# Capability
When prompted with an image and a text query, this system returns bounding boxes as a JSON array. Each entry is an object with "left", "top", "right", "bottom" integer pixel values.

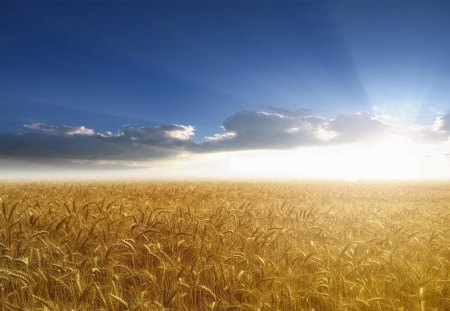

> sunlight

[
  {"left": 229, "top": 136, "right": 424, "bottom": 181},
  {"left": 336, "top": 143, "right": 422, "bottom": 181}
]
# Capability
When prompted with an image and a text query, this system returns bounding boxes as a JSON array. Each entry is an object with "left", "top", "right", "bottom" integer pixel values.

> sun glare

[
  {"left": 336, "top": 144, "right": 422, "bottom": 181},
  {"left": 229, "top": 137, "right": 424, "bottom": 181}
]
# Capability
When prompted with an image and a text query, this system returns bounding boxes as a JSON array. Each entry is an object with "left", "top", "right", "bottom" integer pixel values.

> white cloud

[
  {"left": 432, "top": 114, "right": 450, "bottom": 132},
  {"left": 24, "top": 123, "right": 95, "bottom": 136},
  {"left": 408, "top": 114, "right": 450, "bottom": 142},
  {"left": 205, "top": 131, "right": 237, "bottom": 142},
  {"left": 164, "top": 125, "right": 195, "bottom": 140},
  {"left": 118, "top": 125, "right": 195, "bottom": 143}
]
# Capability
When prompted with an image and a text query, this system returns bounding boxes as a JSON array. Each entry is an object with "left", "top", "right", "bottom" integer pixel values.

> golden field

[{"left": 0, "top": 182, "right": 449, "bottom": 311}]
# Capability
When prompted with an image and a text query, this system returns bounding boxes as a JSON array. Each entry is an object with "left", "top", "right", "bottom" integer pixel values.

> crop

[{"left": 0, "top": 182, "right": 449, "bottom": 310}]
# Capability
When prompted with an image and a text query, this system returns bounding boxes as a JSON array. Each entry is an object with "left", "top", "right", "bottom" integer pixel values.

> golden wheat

[{"left": 0, "top": 182, "right": 449, "bottom": 310}]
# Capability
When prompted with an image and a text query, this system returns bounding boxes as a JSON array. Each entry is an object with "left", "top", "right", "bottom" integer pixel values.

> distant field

[{"left": 0, "top": 182, "right": 449, "bottom": 310}]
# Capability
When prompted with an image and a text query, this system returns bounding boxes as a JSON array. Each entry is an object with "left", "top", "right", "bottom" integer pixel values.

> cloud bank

[
  {"left": 0, "top": 109, "right": 449, "bottom": 166},
  {"left": 0, "top": 124, "right": 195, "bottom": 161}
]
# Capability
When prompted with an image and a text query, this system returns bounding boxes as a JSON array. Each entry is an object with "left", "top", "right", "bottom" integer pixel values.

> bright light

[
  {"left": 5, "top": 136, "right": 447, "bottom": 181},
  {"left": 229, "top": 136, "right": 425, "bottom": 181},
  {"left": 335, "top": 143, "right": 422, "bottom": 181}
]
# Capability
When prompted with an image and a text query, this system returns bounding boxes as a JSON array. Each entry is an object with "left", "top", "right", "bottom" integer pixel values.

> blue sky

[{"left": 1, "top": 1, "right": 450, "bottom": 179}]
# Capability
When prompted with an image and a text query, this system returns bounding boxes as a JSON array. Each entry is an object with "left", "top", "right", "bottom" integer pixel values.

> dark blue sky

[{"left": 1, "top": 1, "right": 450, "bottom": 139}]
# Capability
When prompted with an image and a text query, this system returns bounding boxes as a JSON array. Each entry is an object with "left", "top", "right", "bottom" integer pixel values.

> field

[{"left": 0, "top": 182, "right": 449, "bottom": 311}]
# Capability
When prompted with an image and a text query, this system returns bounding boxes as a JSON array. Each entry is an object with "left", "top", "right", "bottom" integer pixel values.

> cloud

[
  {"left": 327, "top": 112, "right": 392, "bottom": 143},
  {"left": 0, "top": 110, "right": 448, "bottom": 167},
  {"left": 198, "top": 111, "right": 332, "bottom": 152},
  {"left": 117, "top": 124, "right": 195, "bottom": 144},
  {"left": 432, "top": 114, "right": 450, "bottom": 132},
  {"left": 205, "top": 131, "right": 237, "bottom": 142},
  {"left": 409, "top": 114, "right": 450, "bottom": 142},
  {"left": 268, "top": 106, "right": 315, "bottom": 118},
  {"left": 200, "top": 110, "right": 403, "bottom": 152},
  {"left": 24, "top": 123, "right": 95, "bottom": 136},
  {"left": 0, "top": 123, "right": 195, "bottom": 161}
]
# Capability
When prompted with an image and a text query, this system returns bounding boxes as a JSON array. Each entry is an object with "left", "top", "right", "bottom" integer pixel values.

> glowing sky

[{"left": 0, "top": 1, "right": 449, "bottom": 180}]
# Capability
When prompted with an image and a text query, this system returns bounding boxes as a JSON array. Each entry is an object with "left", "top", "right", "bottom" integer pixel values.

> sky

[{"left": 0, "top": 1, "right": 450, "bottom": 180}]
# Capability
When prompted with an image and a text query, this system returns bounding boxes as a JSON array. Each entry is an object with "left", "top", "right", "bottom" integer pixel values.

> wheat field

[{"left": 0, "top": 182, "right": 449, "bottom": 310}]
